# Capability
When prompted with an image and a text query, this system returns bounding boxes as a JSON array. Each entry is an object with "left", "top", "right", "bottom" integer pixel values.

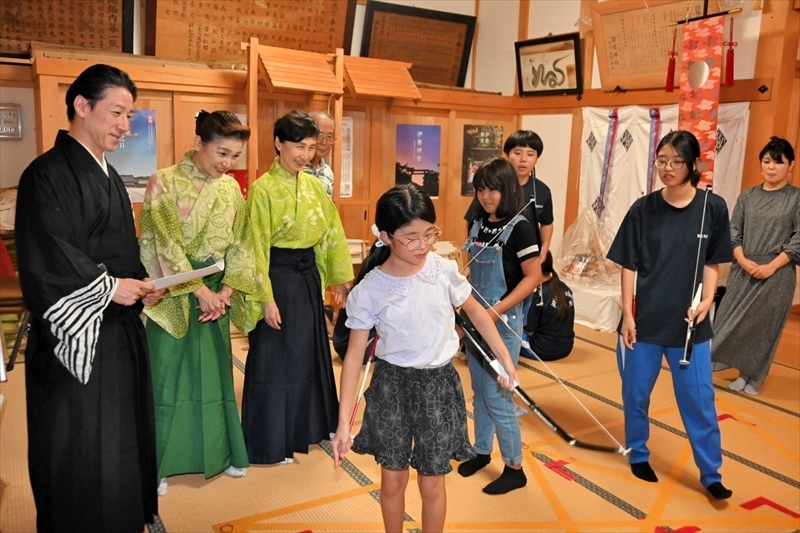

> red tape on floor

[{"left": 740, "top": 496, "right": 800, "bottom": 518}]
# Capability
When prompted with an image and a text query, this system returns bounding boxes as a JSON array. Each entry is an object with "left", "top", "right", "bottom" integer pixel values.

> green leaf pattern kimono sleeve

[
  {"left": 140, "top": 152, "right": 256, "bottom": 338},
  {"left": 243, "top": 158, "right": 353, "bottom": 330}
]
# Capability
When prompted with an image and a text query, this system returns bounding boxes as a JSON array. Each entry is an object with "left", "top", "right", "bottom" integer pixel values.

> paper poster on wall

[
  {"left": 461, "top": 125, "right": 504, "bottom": 196},
  {"left": 107, "top": 109, "right": 157, "bottom": 180},
  {"left": 339, "top": 116, "right": 353, "bottom": 198},
  {"left": 107, "top": 109, "right": 157, "bottom": 203},
  {"left": 395, "top": 124, "right": 441, "bottom": 198}
]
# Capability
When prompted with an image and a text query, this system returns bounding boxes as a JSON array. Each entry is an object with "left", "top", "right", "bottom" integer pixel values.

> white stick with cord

[
  {"left": 0, "top": 323, "right": 7, "bottom": 412},
  {"left": 679, "top": 185, "right": 711, "bottom": 366},
  {"left": 529, "top": 170, "right": 545, "bottom": 308},
  {"left": 457, "top": 311, "right": 629, "bottom": 455}
]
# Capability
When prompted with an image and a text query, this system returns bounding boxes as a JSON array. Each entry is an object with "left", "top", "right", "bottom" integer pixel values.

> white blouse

[{"left": 346, "top": 253, "right": 472, "bottom": 369}]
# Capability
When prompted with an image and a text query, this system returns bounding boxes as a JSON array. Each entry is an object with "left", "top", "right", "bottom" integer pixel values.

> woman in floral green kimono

[
  {"left": 242, "top": 110, "right": 353, "bottom": 465},
  {"left": 139, "top": 110, "right": 255, "bottom": 495}
]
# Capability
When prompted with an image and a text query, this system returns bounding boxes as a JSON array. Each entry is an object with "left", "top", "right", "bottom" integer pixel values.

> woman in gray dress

[{"left": 712, "top": 137, "right": 799, "bottom": 395}]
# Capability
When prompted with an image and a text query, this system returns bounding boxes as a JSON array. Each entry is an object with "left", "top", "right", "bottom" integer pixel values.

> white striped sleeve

[
  {"left": 517, "top": 244, "right": 540, "bottom": 258},
  {"left": 42, "top": 272, "right": 118, "bottom": 384}
]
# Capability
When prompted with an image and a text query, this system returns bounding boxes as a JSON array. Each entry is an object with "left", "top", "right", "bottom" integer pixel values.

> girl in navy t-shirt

[{"left": 607, "top": 130, "right": 733, "bottom": 500}]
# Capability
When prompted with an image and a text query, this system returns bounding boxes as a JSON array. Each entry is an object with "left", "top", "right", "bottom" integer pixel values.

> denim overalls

[{"left": 462, "top": 215, "right": 526, "bottom": 465}]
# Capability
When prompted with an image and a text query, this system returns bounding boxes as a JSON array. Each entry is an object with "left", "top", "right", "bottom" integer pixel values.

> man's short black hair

[{"left": 65, "top": 64, "right": 137, "bottom": 121}]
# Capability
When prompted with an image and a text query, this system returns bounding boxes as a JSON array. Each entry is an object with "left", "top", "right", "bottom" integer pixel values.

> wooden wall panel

[
  {"left": 339, "top": 203, "right": 370, "bottom": 242},
  {"left": 172, "top": 95, "right": 246, "bottom": 162},
  {"left": 256, "top": 99, "right": 277, "bottom": 176},
  {"left": 342, "top": 108, "right": 368, "bottom": 200},
  {"left": 740, "top": 0, "right": 800, "bottom": 190}
]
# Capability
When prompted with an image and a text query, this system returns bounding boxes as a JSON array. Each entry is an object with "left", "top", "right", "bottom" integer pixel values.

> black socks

[
  {"left": 706, "top": 481, "right": 733, "bottom": 500},
  {"left": 483, "top": 465, "right": 527, "bottom": 495},
  {"left": 630, "top": 462, "right": 731, "bottom": 499},
  {"left": 459, "top": 457, "right": 527, "bottom": 495},
  {"left": 457, "top": 454, "right": 491, "bottom": 477},
  {"left": 631, "top": 461, "right": 659, "bottom": 482}
]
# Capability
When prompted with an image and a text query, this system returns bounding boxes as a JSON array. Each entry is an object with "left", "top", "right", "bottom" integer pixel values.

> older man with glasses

[{"left": 305, "top": 111, "right": 336, "bottom": 198}]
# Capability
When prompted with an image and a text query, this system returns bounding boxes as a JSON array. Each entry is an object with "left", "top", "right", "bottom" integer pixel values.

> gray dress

[{"left": 711, "top": 184, "right": 800, "bottom": 383}]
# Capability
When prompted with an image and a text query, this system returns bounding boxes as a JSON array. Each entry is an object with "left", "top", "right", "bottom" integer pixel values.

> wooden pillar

[
  {"left": 470, "top": 0, "right": 480, "bottom": 90},
  {"left": 33, "top": 73, "right": 60, "bottom": 154},
  {"left": 246, "top": 37, "right": 259, "bottom": 185},
  {"left": 332, "top": 48, "right": 344, "bottom": 206},
  {"left": 513, "top": 0, "right": 531, "bottom": 98},
  {"left": 741, "top": 0, "right": 800, "bottom": 190}
]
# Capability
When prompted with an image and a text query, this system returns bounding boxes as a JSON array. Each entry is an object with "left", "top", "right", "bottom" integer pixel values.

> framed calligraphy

[
  {"left": 361, "top": 1, "right": 475, "bottom": 87},
  {"left": 515, "top": 32, "right": 582, "bottom": 97},
  {"left": 590, "top": 0, "right": 719, "bottom": 91}
]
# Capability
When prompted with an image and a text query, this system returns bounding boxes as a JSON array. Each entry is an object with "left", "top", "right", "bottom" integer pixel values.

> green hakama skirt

[{"left": 147, "top": 270, "right": 248, "bottom": 479}]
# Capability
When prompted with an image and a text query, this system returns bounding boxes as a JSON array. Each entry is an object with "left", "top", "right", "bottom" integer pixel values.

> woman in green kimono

[
  {"left": 139, "top": 110, "right": 255, "bottom": 495},
  {"left": 242, "top": 110, "right": 353, "bottom": 465}
]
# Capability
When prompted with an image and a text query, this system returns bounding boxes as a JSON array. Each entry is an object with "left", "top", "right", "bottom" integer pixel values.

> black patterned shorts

[{"left": 352, "top": 358, "right": 476, "bottom": 475}]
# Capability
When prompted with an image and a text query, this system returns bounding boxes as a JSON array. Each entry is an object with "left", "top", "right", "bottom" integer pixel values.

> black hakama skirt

[
  {"left": 242, "top": 247, "right": 339, "bottom": 464},
  {"left": 26, "top": 304, "right": 158, "bottom": 533}
]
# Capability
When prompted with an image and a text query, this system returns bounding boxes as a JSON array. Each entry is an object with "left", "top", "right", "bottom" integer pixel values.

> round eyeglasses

[
  {"left": 654, "top": 159, "right": 686, "bottom": 170},
  {"left": 388, "top": 227, "right": 441, "bottom": 251}
]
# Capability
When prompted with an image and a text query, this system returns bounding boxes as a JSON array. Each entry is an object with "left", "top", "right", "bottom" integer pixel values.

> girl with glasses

[
  {"left": 711, "top": 137, "right": 799, "bottom": 395},
  {"left": 607, "top": 130, "right": 734, "bottom": 500},
  {"left": 458, "top": 157, "right": 543, "bottom": 494},
  {"left": 332, "top": 183, "right": 517, "bottom": 533}
]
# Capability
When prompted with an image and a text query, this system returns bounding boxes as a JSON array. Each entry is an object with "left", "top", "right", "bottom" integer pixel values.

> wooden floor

[{"left": 0, "top": 315, "right": 798, "bottom": 533}]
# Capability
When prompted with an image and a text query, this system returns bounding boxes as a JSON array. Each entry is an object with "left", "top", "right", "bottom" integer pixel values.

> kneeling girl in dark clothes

[{"left": 522, "top": 251, "right": 575, "bottom": 361}]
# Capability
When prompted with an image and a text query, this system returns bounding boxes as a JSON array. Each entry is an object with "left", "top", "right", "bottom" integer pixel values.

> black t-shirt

[
  {"left": 525, "top": 278, "right": 575, "bottom": 359},
  {"left": 520, "top": 176, "right": 554, "bottom": 228},
  {"left": 465, "top": 177, "right": 554, "bottom": 235},
  {"left": 607, "top": 189, "right": 732, "bottom": 346},
  {"left": 471, "top": 216, "right": 539, "bottom": 298}
]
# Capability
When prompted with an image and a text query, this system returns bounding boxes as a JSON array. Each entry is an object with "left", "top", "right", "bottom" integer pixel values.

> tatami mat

[{"left": 1, "top": 317, "right": 798, "bottom": 532}]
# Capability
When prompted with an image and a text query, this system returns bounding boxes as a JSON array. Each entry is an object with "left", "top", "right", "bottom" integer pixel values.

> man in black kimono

[{"left": 16, "top": 64, "right": 162, "bottom": 532}]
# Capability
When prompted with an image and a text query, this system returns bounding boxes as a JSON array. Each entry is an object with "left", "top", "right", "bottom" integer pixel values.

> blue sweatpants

[{"left": 616, "top": 339, "right": 723, "bottom": 487}]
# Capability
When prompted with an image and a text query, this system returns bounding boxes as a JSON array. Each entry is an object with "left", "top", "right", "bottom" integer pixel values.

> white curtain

[{"left": 579, "top": 102, "right": 750, "bottom": 233}]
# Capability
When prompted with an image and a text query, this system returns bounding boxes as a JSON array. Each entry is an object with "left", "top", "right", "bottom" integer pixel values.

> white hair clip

[{"left": 371, "top": 223, "right": 385, "bottom": 247}]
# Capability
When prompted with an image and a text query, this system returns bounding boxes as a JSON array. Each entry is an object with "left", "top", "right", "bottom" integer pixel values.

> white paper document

[{"left": 151, "top": 260, "right": 225, "bottom": 290}]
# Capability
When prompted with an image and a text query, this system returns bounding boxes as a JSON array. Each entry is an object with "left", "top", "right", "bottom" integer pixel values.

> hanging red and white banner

[{"left": 678, "top": 16, "right": 724, "bottom": 189}]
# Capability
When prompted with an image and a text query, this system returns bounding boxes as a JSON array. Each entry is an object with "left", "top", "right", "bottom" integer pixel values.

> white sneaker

[
  {"left": 728, "top": 376, "right": 747, "bottom": 392},
  {"left": 224, "top": 466, "right": 247, "bottom": 478},
  {"left": 744, "top": 379, "right": 761, "bottom": 396},
  {"left": 279, "top": 457, "right": 294, "bottom": 464},
  {"left": 157, "top": 478, "right": 168, "bottom": 497}
]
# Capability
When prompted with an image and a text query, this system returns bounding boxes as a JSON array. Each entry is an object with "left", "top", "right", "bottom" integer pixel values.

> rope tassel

[
  {"left": 666, "top": 28, "right": 678, "bottom": 92},
  {"left": 724, "top": 18, "right": 737, "bottom": 86}
]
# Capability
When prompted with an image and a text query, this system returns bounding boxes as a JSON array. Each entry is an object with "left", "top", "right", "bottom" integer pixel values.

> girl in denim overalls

[{"left": 458, "top": 158, "right": 543, "bottom": 494}]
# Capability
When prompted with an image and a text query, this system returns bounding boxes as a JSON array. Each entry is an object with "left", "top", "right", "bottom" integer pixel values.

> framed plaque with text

[{"left": 360, "top": 0, "right": 475, "bottom": 87}]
